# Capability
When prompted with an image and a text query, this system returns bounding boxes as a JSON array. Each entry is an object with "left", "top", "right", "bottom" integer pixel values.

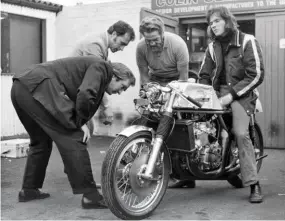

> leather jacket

[{"left": 199, "top": 30, "right": 264, "bottom": 114}]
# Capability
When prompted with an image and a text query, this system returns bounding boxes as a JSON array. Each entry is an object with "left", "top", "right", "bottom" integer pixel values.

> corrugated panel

[
  {"left": 256, "top": 12, "right": 285, "bottom": 149},
  {"left": 1, "top": 76, "right": 27, "bottom": 137}
]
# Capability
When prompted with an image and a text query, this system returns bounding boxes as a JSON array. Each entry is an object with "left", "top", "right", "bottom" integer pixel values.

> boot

[
  {"left": 18, "top": 188, "right": 50, "bottom": 202},
  {"left": 168, "top": 178, "right": 196, "bottom": 188},
  {"left": 249, "top": 182, "right": 263, "bottom": 203},
  {"left": 81, "top": 191, "right": 108, "bottom": 209}
]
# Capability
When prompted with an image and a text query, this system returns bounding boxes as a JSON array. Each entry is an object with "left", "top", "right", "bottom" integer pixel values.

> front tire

[
  {"left": 227, "top": 123, "right": 264, "bottom": 188},
  {"left": 101, "top": 131, "right": 170, "bottom": 220}
]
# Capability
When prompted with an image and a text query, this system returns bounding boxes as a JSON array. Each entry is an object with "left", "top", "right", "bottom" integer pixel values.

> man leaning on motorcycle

[
  {"left": 136, "top": 15, "right": 196, "bottom": 188},
  {"left": 198, "top": 6, "right": 264, "bottom": 203}
]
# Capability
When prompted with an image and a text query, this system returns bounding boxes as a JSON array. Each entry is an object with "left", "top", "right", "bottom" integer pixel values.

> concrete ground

[{"left": 1, "top": 136, "right": 285, "bottom": 220}]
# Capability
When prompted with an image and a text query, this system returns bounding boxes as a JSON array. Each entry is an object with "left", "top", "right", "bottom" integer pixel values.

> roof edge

[{"left": 1, "top": 0, "right": 63, "bottom": 14}]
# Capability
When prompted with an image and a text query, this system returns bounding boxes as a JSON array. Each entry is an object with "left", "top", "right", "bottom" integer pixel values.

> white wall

[
  {"left": 55, "top": 0, "right": 151, "bottom": 136},
  {"left": 1, "top": 76, "right": 27, "bottom": 137},
  {"left": 1, "top": 3, "right": 57, "bottom": 137}
]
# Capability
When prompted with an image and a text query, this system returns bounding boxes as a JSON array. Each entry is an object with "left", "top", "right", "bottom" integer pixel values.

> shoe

[
  {"left": 249, "top": 182, "right": 263, "bottom": 203},
  {"left": 168, "top": 178, "right": 196, "bottom": 188},
  {"left": 18, "top": 189, "right": 50, "bottom": 202},
  {"left": 81, "top": 193, "right": 108, "bottom": 209}
]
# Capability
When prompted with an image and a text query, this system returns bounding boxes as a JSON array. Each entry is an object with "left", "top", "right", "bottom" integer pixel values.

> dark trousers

[{"left": 11, "top": 80, "right": 98, "bottom": 194}]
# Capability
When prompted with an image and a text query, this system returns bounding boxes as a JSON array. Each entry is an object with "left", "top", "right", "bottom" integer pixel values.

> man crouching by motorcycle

[
  {"left": 198, "top": 6, "right": 265, "bottom": 203},
  {"left": 136, "top": 16, "right": 196, "bottom": 188}
]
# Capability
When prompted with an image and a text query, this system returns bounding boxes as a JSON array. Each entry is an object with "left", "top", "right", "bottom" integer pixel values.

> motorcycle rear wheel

[
  {"left": 101, "top": 131, "right": 170, "bottom": 220},
  {"left": 227, "top": 123, "right": 264, "bottom": 188}
]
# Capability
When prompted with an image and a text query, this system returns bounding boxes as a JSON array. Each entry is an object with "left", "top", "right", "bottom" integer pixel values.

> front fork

[{"left": 141, "top": 92, "right": 176, "bottom": 179}]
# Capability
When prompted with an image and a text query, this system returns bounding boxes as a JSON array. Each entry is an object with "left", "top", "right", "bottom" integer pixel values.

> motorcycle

[{"left": 101, "top": 81, "right": 266, "bottom": 220}]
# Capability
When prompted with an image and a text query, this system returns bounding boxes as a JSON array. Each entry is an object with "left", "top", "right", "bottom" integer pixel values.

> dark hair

[
  {"left": 111, "top": 62, "right": 136, "bottom": 86},
  {"left": 206, "top": 6, "right": 238, "bottom": 39},
  {"left": 107, "top": 20, "right": 135, "bottom": 41},
  {"left": 139, "top": 16, "right": 165, "bottom": 35}
]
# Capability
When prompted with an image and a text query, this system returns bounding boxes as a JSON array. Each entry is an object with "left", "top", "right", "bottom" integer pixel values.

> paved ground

[{"left": 1, "top": 136, "right": 285, "bottom": 220}]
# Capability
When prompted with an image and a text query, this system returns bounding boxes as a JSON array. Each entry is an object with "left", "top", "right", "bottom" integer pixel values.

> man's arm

[
  {"left": 230, "top": 37, "right": 264, "bottom": 99},
  {"left": 136, "top": 42, "right": 149, "bottom": 87},
  {"left": 75, "top": 63, "right": 107, "bottom": 127},
  {"left": 176, "top": 39, "right": 189, "bottom": 81},
  {"left": 198, "top": 46, "right": 215, "bottom": 85},
  {"left": 177, "top": 63, "right": 188, "bottom": 81},
  {"left": 138, "top": 66, "right": 150, "bottom": 86}
]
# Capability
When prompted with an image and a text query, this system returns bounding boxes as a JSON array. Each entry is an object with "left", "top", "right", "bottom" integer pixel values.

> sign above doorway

[{"left": 151, "top": 0, "right": 285, "bottom": 17}]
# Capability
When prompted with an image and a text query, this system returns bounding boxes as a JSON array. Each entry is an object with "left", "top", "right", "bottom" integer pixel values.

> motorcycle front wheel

[
  {"left": 227, "top": 123, "right": 264, "bottom": 188},
  {"left": 101, "top": 131, "right": 170, "bottom": 220}
]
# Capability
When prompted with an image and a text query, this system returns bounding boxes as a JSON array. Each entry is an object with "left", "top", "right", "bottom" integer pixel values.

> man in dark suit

[{"left": 11, "top": 56, "right": 135, "bottom": 209}]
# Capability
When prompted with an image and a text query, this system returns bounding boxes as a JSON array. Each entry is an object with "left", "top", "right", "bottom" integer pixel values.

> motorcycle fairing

[{"left": 169, "top": 82, "right": 223, "bottom": 110}]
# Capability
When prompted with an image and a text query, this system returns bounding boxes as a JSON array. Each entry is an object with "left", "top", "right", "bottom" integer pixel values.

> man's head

[
  {"left": 206, "top": 6, "right": 238, "bottom": 39},
  {"left": 139, "top": 16, "right": 165, "bottom": 53},
  {"left": 107, "top": 20, "right": 135, "bottom": 53},
  {"left": 106, "top": 62, "right": 136, "bottom": 95}
]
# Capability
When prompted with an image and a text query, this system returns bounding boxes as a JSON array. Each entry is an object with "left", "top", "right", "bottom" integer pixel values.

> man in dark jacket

[
  {"left": 11, "top": 56, "right": 135, "bottom": 209},
  {"left": 199, "top": 7, "right": 264, "bottom": 203}
]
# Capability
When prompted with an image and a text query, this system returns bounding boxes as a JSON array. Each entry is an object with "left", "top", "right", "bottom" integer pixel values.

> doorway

[{"left": 182, "top": 19, "right": 256, "bottom": 73}]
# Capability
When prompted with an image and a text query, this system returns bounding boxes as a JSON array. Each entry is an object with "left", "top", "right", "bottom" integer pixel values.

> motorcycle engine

[{"left": 193, "top": 121, "right": 222, "bottom": 172}]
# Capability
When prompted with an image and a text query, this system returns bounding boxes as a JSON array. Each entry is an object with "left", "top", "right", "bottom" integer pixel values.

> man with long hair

[{"left": 199, "top": 6, "right": 264, "bottom": 203}]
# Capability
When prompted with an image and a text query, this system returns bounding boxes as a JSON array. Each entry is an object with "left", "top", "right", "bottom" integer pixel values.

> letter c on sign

[
  {"left": 156, "top": 0, "right": 165, "bottom": 7},
  {"left": 166, "top": 0, "right": 175, "bottom": 6}
]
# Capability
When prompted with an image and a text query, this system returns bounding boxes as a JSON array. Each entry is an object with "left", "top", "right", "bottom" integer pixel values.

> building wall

[
  {"left": 1, "top": 2, "right": 57, "bottom": 138},
  {"left": 255, "top": 12, "right": 285, "bottom": 149},
  {"left": 1, "top": 75, "right": 27, "bottom": 137},
  {"left": 55, "top": 0, "right": 151, "bottom": 136}
]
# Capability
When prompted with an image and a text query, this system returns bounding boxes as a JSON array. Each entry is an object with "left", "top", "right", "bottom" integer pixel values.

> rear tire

[
  {"left": 227, "top": 123, "right": 264, "bottom": 188},
  {"left": 101, "top": 131, "right": 170, "bottom": 220}
]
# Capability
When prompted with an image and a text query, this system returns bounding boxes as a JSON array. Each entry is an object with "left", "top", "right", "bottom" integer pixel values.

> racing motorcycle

[{"left": 101, "top": 81, "right": 266, "bottom": 220}]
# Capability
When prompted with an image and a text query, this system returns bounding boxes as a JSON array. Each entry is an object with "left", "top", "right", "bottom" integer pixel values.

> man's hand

[
  {"left": 219, "top": 93, "right": 233, "bottom": 108},
  {"left": 139, "top": 88, "right": 147, "bottom": 98},
  {"left": 81, "top": 124, "right": 91, "bottom": 143},
  {"left": 102, "top": 107, "right": 113, "bottom": 125}
]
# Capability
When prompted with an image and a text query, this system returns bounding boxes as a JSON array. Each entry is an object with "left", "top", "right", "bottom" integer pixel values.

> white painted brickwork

[{"left": 1, "top": 76, "right": 27, "bottom": 137}]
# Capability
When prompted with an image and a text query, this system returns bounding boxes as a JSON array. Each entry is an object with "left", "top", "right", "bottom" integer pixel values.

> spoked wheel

[
  {"left": 227, "top": 123, "right": 264, "bottom": 188},
  {"left": 101, "top": 131, "right": 170, "bottom": 220}
]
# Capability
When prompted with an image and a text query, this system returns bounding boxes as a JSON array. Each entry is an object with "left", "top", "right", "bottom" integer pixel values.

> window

[{"left": 183, "top": 23, "right": 208, "bottom": 72}]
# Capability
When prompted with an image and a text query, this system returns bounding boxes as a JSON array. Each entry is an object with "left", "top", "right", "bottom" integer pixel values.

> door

[
  {"left": 255, "top": 12, "right": 285, "bottom": 149},
  {"left": 140, "top": 7, "right": 179, "bottom": 34},
  {"left": 9, "top": 14, "right": 42, "bottom": 74}
]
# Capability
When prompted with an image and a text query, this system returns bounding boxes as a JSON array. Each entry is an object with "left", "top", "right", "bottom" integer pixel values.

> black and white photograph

[{"left": 1, "top": 0, "right": 285, "bottom": 220}]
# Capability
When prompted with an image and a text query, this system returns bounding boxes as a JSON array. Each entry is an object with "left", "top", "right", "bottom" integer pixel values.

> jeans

[{"left": 220, "top": 85, "right": 258, "bottom": 186}]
